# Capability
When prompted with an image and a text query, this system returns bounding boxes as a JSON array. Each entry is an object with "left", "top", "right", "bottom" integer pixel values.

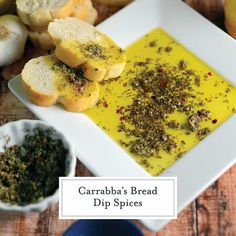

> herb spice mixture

[
  {"left": 83, "top": 43, "right": 106, "bottom": 59},
  {"left": 52, "top": 61, "right": 88, "bottom": 93},
  {"left": 85, "top": 28, "right": 236, "bottom": 175},
  {"left": 0, "top": 128, "right": 67, "bottom": 205},
  {"left": 117, "top": 62, "right": 213, "bottom": 157}
]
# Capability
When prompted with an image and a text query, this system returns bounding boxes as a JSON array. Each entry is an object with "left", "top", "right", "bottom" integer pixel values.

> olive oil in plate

[{"left": 85, "top": 28, "right": 236, "bottom": 176}]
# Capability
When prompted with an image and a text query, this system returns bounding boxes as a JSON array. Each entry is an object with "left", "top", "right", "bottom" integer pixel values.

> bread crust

[
  {"left": 22, "top": 80, "right": 58, "bottom": 107},
  {"left": 87, "top": 7, "right": 98, "bottom": 25},
  {"left": 59, "top": 82, "right": 99, "bottom": 112},
  {"left": 82, "top": 60, "right": 108, "bottom": 81},
  {"left": 225, "top": 0, "right": 236, "bottom": 26},
  {"left": 71, "top": 0, "right": 92, "bottom": 21},
  {"left": 225, "top": 19, "right": 236, "bottom": 39},
  {"left": 106, "top": 60, "right": 126, "bottom": 79}
]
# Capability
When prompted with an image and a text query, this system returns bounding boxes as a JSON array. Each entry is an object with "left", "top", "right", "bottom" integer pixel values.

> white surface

[
  {"left": 8, "top": 0, "right": 236, "bottom": 231},
  {"left": 0, "top": 120, "right": 76, "bottom": 213},
  {"left": 59, "top": 177, "right": 176, "bottom": 219}
]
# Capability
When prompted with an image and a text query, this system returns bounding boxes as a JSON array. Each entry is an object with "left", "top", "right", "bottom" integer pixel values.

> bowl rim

[
  {"left": 64, "top": 220, "right": 144, "bottom": 236},
  {"left": 0, "top": 119, "right": 76, "bottom": 212}
]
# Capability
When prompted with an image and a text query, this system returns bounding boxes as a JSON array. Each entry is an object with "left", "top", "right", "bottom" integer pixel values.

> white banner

[{"left": 59, "top": 177, "right": 177, "bottom": 219}]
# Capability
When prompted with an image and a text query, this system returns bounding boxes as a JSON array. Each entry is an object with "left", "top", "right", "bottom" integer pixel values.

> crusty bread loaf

[
  {"left": 22, "top": 55, "right": 99, "bottom": 112},
  {"left": 48, "top": 17, "right": 126, "bottom": 81},
  {"left": 16, "top": 0, "right": 74, "bottom": 26}
]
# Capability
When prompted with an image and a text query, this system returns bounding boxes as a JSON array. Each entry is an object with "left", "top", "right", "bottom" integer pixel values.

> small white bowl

[{"left": 0, "top": 119, "right": 76, "bottom": 213}]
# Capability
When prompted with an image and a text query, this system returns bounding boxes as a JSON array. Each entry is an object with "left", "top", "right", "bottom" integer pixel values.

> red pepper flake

[
  {"left": 159, "top": 79, "right": 168, "bottom": 89},
  {"left": 103, "top": 101, "right": 108, "bottom": 108},
  {"left": 212, "top": 119, "right": 217, "bottom": 124},
  {"left": 116, "top": 106, "right": 126, "bottom": 114},
  {"left": 120, "top": 116, "right": 125, "bottom": 121},
  {"left": 207, "top": 72, "right": 212, "bottom": 76},
  {"left": 143, "top": 87, "right": 150, "bottom": 93},
  {"left": 158, "top": 68, "right": 163, "bottom": 73}
]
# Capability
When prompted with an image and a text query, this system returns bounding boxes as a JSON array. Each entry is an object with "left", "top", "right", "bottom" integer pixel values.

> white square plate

[{"left": 8, "top": 0, "right": 236, "bottom": 231}]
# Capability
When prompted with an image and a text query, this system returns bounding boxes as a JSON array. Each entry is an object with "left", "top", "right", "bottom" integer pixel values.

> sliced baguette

[
  {"left": 28, "top": 30, "right": 54, "bottom": 50},
  {"left": 48, "top": 17, "right": 126, "bottom": 81},
  {"left": 224, "top": 0, "right": 236, "bottom": 26},
  {"left": 87, "top": 7, "right": 98, "bottom": 25},
  {"left": 28, "top": 8, "right": 97, "bottom": 32},
  {"left": 72, "top": 0, "right": 97, "bottom": 25},
  {"left": 27, "top": 1, "right": 97, "bottom": 50},
  {"left": 16, "top": 0, "right": 74, "bottom": 27},
  {"left": 22, "top": 55, "right": 99, "bottom": 112},
  {"left": 27, "top": 0, "right": 97, "bottom": 29},
  {"left": 72, "top": 0, "right": 92, "bottom": 21}
]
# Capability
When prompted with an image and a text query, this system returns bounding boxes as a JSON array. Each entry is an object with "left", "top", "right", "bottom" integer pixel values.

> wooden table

[{"left": 0, "top": 0, "right": 235, "bottom": 235}]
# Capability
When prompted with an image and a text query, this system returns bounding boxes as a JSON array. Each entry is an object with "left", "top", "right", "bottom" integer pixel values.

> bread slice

[
  {"left": 28, "top": 7, "right": 97, "bottom": 31},
  {"left": 16, "top": 0, "right": 74, "bottom": 27},
  {"left": 22, "top": 55, "right": 99, "bottom": 112},
  {"left": 225, "top": 0, "right": 236, "bottom": 26},
  {"left": 48, "top": 17, "right": 126, "bottom": 81},
  {"left": 87, "top": 7, "right": 98, "bottom": 25},
  {"left": 72, "top": 0, "right": 92, "bottom": 21},
  {"left": 27, "top": 1, "right": 97, "bottom": 50},
  {"left": 28, "top": 30, "right": 54, "bottom": 50},
  {"left": 225, "top": 19, "right": 236, "bottom": 39}
]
